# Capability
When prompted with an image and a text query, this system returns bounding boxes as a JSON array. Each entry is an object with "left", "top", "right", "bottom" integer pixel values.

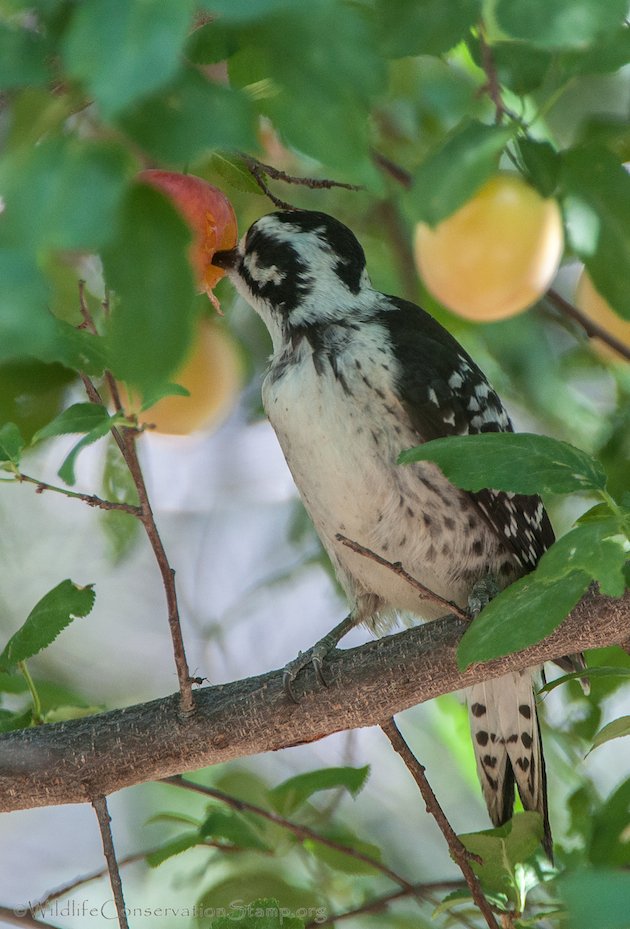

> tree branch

[
  {"left": 0, "top": 588, "right": 628, "bottom": 812},
  {"left": 381, "top": 718, "right": 499, "bottom": 929},
  {"left": 165, "top": 775, "right": 419, "bottom": 893},
  {"left": 13, "top": 472, "right": 141, "bottom": 514},
  {"left": 546, "top": 288, "right": 630, "bottom": 363},
  {"left": 92, "top": 796, "right": 129, "bottom": 929},
  {"left": 336, "top": 534, "right": 468, "bottom": 620},
  {"left": 304, "top": 880, "right": 465, "bottom": 928},
  {"left": 0, "top": 907, "right": 61, "bottom": 929},
  {"left": 77, "top": 288, "right": 195, "bottom": 715}
]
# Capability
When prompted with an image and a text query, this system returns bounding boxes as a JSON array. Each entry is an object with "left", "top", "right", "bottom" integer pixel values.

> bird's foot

[
  {"left": 467, "top": 574, "right": 500, "bottom": 619},
  {"left": 283, "top": 614, "right": 356, "bottom": 703}
]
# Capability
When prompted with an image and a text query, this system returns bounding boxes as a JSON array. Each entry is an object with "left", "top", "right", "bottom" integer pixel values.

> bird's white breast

[{"left": 262, "top": 324, "right": 502, "bottom": 629}]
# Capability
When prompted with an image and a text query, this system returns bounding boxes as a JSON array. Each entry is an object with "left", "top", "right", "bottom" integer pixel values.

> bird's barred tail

[{"left": 467, "top": 671, "right": 552, "bottom": 859}]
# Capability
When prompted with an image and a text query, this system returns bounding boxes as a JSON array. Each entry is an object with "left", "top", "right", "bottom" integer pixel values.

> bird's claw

[
  {"left": 467, "top": 575, "right": 500, "bottom": 619},
  {"left": 282, "top": 643, "right": 334, "bottom": 703}
]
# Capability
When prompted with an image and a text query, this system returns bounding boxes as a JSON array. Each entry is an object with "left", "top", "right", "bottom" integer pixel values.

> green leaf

[
  {"left": 495, "top": 0, "right": 628, "bottom": 50},
  {"left": 376, "top": 0, "right": 482, "bottom": 58},
  {"left": 560, "top": 868, "right": 630, "bottom": 929},
  {"left": 146, "top": 831, "right": 201, "bottom": 867},
  {"left": 102, "top": 185, "right": 196, "bottom": 392},
  {"left": 117, "top": 68, "right": 255, "bottom": 163},
  {"left": 100, "top": 436, "right": 141, "bottom": 563},
  {"left": 228, "top": 0, "right": 385, "bottom": 178},
  {"left": 433, "top": 888, "right": 509, "bottom": 917},
  {"left": 208, "top": 152, "right": 264, "bottom": 195},
  {"left": 0, "top": 251, "right": 58, "bottom": 363},
  {"left": 0, "top": 708, "right": 33, "bottom": 733},
  {"left": 458, "top": 812, "right": 544, "bottom": 901},
  {"left": 0, "top": 22, "right": 50, "bottom": 89},
  {"left": 304, "top": 829, "right": 383, "bottom": 876},
  {"left": 562, "top": 146, "right": 630, "bottom": 320},
  {"left": 58, "top": 417, "right": 119, "bottom": 486},
  {"left": 268, "top": 765, "right": 369, "bottom": 816},
  {"left": 211, "top": 898, "right": 304, "bottom": 929},
  {"left": 43, "top": 323, "right": 107, "bottom": 378},
  {"left": 186, "top": 21, "right": 240, "bottom": 64},
  {"left": 540, "top": 666, "right": 630, "bottom": 694},
  {"left": 535, "top": 521, "right": 628, "bottom": 597},
  {"left": 0, "top": 137, "right": 131, "bottom": 252},
  {"left": 410, "top": 120, "right": 514, "bottom": 225},
  {"left": 467, "top": 39, "right": 553, "bottom": 95},
  {"left": 457, "top": 571, "right": 590, "bottom": 668},
  {"left": 458, "top": 518, "right": 626, "bottom": 667},
  {"left": 517, "top": 138, "right": 561, "bottom": 197},
  {"left": 200, "top": 809, "right": 268, "bottom": 851},
  {"left": 145, "top": 811, "right": 202, "bottom": 828},
  {"left": 0, "top": 580, "right": 95, "bottom": 672},
  {"left": 0, "top": 671, "right": 28, "bottom": 694},
  {"left": 44, "top": 704, "right": 103, "bottom": 723},
  {"left": 62, "top": 0, "right": 196, "bottom": 117},
  {"left": 564, "top": 28, "right": 630, "bottom": 78},
  {"left": 0, "top": 423, "right": 25, "bottom": 466},
  {"left": 399, "top": 432, "right": 608, "bottom": 494},
  {"left": 590, "top": 779, "right": 630, "bottom": 867},
  {"left": 0, "top": 253, "right": 106, "bottom": 371},
  {"left": 590, "top": 717, "right": 630, "bottom": 753},
  {"left": 200, "top": 0, "right": 295, "bottom": 21},
  {"left": 199, "top": 877, "right": 320, "bottom": 923},
  {"left": 33, "top": 403, "right": 112, "bottom": 444}
]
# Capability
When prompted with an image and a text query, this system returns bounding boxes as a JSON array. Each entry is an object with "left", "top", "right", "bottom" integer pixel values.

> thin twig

[
  {"left": 546, "top": 288, "right": 630, "bottom": 363},
  {"left": 30, "top": 850, "right": 153, "bottom": 911},
  {"left": 241, "top": 153, "right": 361, "bottom": 192},
  {"left": 336, "top": 534, "right": 468, "bottom": 620},
  {"left": 30, "top": 839, "right": 242, "bottom": 913},
  {"left": 477, "top": 29, "right": 507, "bottom": 124},
  {"left": 78, "top": 279, "right": 96, "bottom": 332},
  {"left": 15, "top": 473, "right": 141, "bottom": 514},
  {"left": 375, "top": 199, "right": 419, "bottom": 302},
  {"left": 118, "top": 425, "right": 195, "bottom": 714},
  {"left": 304, "top": 880, "right": 465, "bottom": 928},
  {"left": 240, "top": 153, "right": 361, "bottom": 209},
  {"left": 371, "top": 149, "right": 412, "bottom": 188},
  {"left": 77, "top": 292, "right": 195, "bottom": 716},
  {"left": 91, "top": 796, "right": 129, "bottom": 929},
  {"left": 381, "top": 718, "right": 501, "bottom": 929},
  {"left": 163, "top": 775, "right": 419, "bottom": 895},
  {"left": 0, "top": 906, "right": 61, "bottom": 929}
]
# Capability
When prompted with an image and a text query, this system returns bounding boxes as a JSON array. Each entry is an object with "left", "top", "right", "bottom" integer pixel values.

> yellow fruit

[
  {"left": 414, "top": 174, "right": 564, "bottom": 321},
  {"left": 130, "top": 319, "right": 242, "bottom": 436},
  {"left": 576, "top": 270, "right": 630, "bottom": 359}
]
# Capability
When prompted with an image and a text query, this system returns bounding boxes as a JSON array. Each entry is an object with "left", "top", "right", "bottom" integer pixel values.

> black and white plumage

[{"left": 213, "top": 209, "right": 553, "bottom": 854}]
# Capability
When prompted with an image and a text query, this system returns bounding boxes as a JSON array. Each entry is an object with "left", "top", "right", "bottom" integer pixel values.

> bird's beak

[{"left": 211, "top": 247, "right": 240, "bottom": 270}]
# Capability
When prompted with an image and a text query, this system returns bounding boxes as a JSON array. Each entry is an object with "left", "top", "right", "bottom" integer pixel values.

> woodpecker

[{"left": 213, "top": 209, "right": 554, "bottom": 856}]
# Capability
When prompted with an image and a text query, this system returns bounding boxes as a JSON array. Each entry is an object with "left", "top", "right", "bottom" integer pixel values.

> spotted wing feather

[
  {"left": 383, "top": 298, "right": 554, "bottom": 567},
  {"left": 384, "top": 298, "right": 553, "bottom": 855}
]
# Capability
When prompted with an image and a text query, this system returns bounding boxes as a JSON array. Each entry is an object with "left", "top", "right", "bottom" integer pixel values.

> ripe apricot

[
  {"left": 131, "top": 318, "right": 243, "bottom": 436},
  {"left": 576, "top": 270, "right": 630, "bottom": 360},
  {"left": 138, "top": 170, "right": 238, "bottom": 306},
  {"left": 414, "top": 174, "right": 564, "bottom": 321}
]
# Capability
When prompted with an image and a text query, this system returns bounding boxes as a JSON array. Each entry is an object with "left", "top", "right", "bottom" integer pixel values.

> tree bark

[{"left": 1, "top": 589, "right": 628, "bottom": 812}]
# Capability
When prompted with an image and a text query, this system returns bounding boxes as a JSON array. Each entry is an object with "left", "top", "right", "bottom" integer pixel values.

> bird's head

[{"left": 213, "top": 210, "right": 372, "bottom": 347}]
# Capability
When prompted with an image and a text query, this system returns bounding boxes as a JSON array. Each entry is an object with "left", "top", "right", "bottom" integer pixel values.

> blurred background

[{"left": 1, "top": 2, "right": 630, "bottom": 927}]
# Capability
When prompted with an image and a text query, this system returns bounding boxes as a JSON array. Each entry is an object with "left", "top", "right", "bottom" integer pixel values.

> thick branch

[{"left": 0, "top": 589, "right": 628, "bottom": 812}]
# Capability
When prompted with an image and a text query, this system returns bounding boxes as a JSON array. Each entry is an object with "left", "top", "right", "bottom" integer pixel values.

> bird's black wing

[{"left": 383, "top": 297, "right": 554, "bottom": 569}]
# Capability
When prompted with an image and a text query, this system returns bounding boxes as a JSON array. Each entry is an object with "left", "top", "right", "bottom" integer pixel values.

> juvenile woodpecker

[{"left": 213, "top": 209, "right": 553, "bottom": 855}]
